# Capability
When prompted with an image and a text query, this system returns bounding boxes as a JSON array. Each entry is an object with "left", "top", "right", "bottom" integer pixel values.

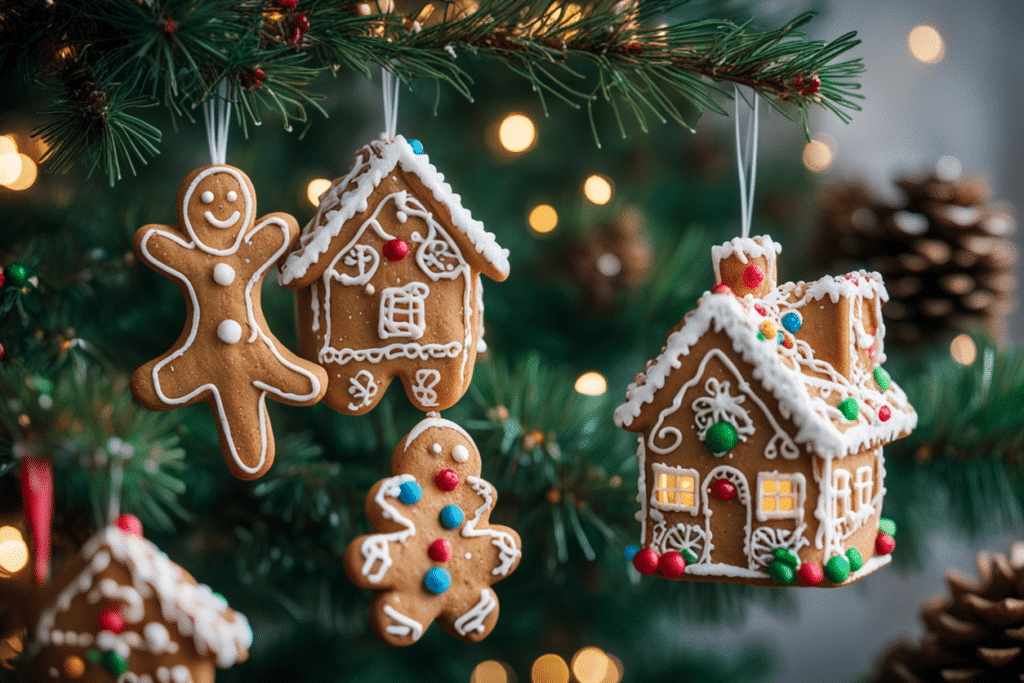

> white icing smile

[{"left": 204, "top": 210, "right": 241, "bottom": 229}]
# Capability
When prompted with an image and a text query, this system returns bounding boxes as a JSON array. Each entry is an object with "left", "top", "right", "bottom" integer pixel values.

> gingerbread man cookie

[
  {"left": 130, "top": 165, "right": 328, "bottom": 480},
  {"left": 344, "top": 416, "right": 521, "bottom": 645}
]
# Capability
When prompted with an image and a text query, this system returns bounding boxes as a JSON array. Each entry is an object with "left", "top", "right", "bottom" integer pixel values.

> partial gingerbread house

[
  {"left": 614, "top": 236, "right": 917, "bottom": 586},
  {"left": 31, "top": 525, "right": 251, "bottom": 683},
  {"left": 280, "top": 135, "right": 510, "bottom": 415}
]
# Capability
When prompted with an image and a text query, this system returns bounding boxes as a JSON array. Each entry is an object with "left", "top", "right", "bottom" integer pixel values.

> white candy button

[
  {"left": 213, "top": 263, "right": 235, "bottom": 285},
  {"left": 452, "top": 444, "right": 469, "bottom": 463},
  {"left": 217, "top": 320, "right": 242, "bottom": 344}
]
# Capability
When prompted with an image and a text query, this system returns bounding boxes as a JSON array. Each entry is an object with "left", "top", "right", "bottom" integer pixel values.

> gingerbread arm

[
  {"left": 134, "top": 225, "right": 199, "bottom": 282},
  {"left": 238, "top": 213, "right": 298, "bottom": 343},
  {"left": 343, "top": 475, "right": 419, "bottom": 590},
  {"left": 460, "top": 476, "right": 522, "bottom": 579}
]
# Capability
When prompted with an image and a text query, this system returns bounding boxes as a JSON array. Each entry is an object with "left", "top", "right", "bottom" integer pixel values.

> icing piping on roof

[
  {"left": 710, "top": 235, "right": 782, "bottom": 286},
  {"left": 281, "top": 135, "right": 509, "bottom": 284}
]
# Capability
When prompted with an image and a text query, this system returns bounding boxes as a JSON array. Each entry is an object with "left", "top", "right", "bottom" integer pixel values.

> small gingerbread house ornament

[
  {"left": 280, "top": 135, "right": 510, "bottom": 415},
  {"left": 614, "top": 236, "right": 917, "bottom": 587},
  {"left": 30, "top": 524, "right": 251, "bottom": 683}
]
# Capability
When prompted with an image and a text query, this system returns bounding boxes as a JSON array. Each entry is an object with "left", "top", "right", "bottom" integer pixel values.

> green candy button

[
  {"left": 704, "top": 421, "right": 738, "bottom": 454},
  {"left": 681, "top": 549, "right": 698, "bottom": 564},
  {"left": 838, "top": 397, "right": 859, "bottom": 421},
  {"left": 824, "top": 555, "right": 851, "bottom": 583},
  {"left": 768, "top": 560, "right": 796, "bottom": 585},
  {"left": 874, "top": 366, "right": 891, "bottom": 392},
  {"left": 846, "top": 547, "right": 864, "bottom": 572},
  {"left": 773, "top": 547, "right": 800, "bottom": 568},
  {"left": 879, "top": 518, "right": 896, "bottom": 536}
]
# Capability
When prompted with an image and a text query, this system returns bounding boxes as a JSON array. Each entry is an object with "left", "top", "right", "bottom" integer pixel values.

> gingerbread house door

[{"left": 701, "top": 465, "right": 753, "bottom": 569}]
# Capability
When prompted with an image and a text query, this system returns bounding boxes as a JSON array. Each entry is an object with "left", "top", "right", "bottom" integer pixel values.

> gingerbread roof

[
  {"left": 279, "top": 134, "right": 510, "bottom": 286},
  {"left": 613, "top": 271, "right": 918, "bottom": 459},
  {"left": 35, "top": 526, "right": 252, "bottom": 668}
]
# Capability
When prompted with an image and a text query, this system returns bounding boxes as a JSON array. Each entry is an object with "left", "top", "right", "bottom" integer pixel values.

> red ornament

[
  {"left": 753, "top": 304, "right": 767, "bottom": 316},
  {"left": 657, "top": 551, "right": 686, "bottom": 578},
  {"left": 632, "top": 549, "right": 658, "bottom": 575},
  {"left": 626, "top": 42, "right": 643, "bottom": 55},
  {"left": 712, "top": 283, "right": 733, "bottom": 295},
  {"left": 0, "top": 342, "right": 5, "bottom": 361},
  {"left": 878, "top": 405, "right": 891, "bottom": 422},
  {"left": 742, "top": 263, "right": 765, "bottom": 289},
  {"left": 98, "top": 607, "right": 126, "bottom": 634},
  {"left": 278, "top": 0, "right": 298, "bottom": 8},
  {"left": 117, "top": 513, "right": 143, "bottom": 537},
  {"left": 289, "top": 13, "right": 310, "bottom": 45},
  {"left": 0, "top": 268, "right": 6, "bottom": 287},
  {"left": 435, "top": 469, "right": 459, "bottom": 492},
  {"left": 383, "top": 238, "right": 410, "bottom": 261},
  {"left": 709, "top": 479, "right": 736, "bottom": 501},
  {"left": 427, "top": 538, "right": 453, "bottom": 562},
  {"left": 875, "top": 532, "right": 895, "bottom": 556},
  {"left": 242, "top": 68, "right": 265, "bottom": 90},
  {"left": 21, "top": 457, "right": 53, "bottom": 585},
  {"left": 164, "top": 18, "right": 177, "bottom": 33},
  {"left": 797, "top": 561, "right": 824, "bottom": 586}
]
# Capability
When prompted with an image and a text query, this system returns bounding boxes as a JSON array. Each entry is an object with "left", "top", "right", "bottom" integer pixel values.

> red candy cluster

[{"left": 632, "top": 548, "right": 687, "bottom": 578}]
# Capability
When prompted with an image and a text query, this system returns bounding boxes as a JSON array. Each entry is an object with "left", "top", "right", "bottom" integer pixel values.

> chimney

[{"left": 711, "top": 235, "right": 781, "bottom": 298}]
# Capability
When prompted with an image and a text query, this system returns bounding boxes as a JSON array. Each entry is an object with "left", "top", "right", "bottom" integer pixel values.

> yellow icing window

[
  {"left": 756, "top": 472, "right": 804, "bottom": 521},
  {"left": 650, "top": 464, "right": 700, "bottom": 514}
]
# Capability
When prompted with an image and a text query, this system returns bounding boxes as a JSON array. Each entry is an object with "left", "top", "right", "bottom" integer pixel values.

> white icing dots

[
  {"left": 171, "top": 665, "right": 191, "bottom": 683},
  {"left": 396, "top": 210, "right": 408, "bottom": 223},
  {"left": 144, "top": 622, "right": 171, "bottom": 652},
  {"left": 465, "top": 552, "right": 472, "bottom": 559},
  {"left": 452, "top": 444, "right": 469, "bottom": 463},
  {"left": 213, "top": 263, "right": 235, "bottom": 285},
  {"left": 432, "top": 443, "right": 442, "bottom": 454},
  {"left": 217, "top": 319, "right": 243, "bottom": 344},
  {"left": 227, "top": 190, "right": 238, "bottom": 202},
  {"left": 201, "top": 190, "right": 214, "bottom": 204},
  {"left": 365, "top": 284, "right": 375, "bottom": 295}
]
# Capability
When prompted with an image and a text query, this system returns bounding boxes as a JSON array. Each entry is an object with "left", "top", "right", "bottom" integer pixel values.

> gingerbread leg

[
  {"left": 369, "top": 593, "right": 433, "bottom": 647},
  {"left": 438, "top": 587, "right": 500, "bottom": 643},
  {"left": 210, "top": 383, "right": 275, "bottom": 480}
]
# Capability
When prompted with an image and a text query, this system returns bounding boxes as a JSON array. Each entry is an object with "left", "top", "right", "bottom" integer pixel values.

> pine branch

[{"left": 11, "top": 0, "right": 863, "bottom": 182}]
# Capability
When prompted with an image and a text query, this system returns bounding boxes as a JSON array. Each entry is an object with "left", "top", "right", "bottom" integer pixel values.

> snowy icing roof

[
  {"left": 280, "top": 134, "right": 510, "bottom": 285},
  {"left": 614, "top": 271, "right": 917, "bottom": 459},
  {"left": 36, "top": 526, "right": 252, "bottom": 669}
]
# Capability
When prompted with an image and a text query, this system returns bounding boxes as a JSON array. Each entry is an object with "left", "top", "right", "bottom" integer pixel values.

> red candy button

[
  {"left": 657, "top": 551, "right": 686, "bottom": 578},
  {"left": 98, "top": 607, "right": 125, "bottom": 634},
  {"left": 435, "top": 469, "right": 459, "bottom": 492},
  {"left": 383, "top": 238, "right": 410, "bottom": 261},
  {"left": 632, "top": 549, "right": 659, "bottom": 575},
  {"left": 743, "top": 263, "right": 765, "bottom": 289},
  {"left": 116, "top": 514, "right": 142, "bottom": 536},
  {"left": 427, "top": 538, "right": 453, "bottom": 562}
]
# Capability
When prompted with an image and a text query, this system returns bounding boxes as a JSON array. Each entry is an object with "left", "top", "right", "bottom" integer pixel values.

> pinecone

[
  {"left": 563, "top": 207, "right": 653, "bottom": 312},
  {"left": 873, "top": 543, "right": 1024, "bottom": 682},
  {"left": 817, "top": 159, "right": 1017, "bottom": 347}
]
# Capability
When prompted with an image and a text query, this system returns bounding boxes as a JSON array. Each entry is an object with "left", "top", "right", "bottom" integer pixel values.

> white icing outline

[
  {"left": 411, "top": 368, "right": 441, "bottom": 407},
  {"left": 691, "top": 377, "right": 755, "bottom": 443},
  {"left": 403, "top": 417, "right": 474, "bottom": 451},
  {"left": 338, "top": 244, "right": 379, "bottom": 286},
  {"left": 347, "top": 370, "right": 379, "bottom": 411},
  {"left": 359, "top": 474, "right": 417, "bottom": 583},
  {"left": 453, "top": 589, "right": 497, "bottom": 636},
  {"left": 379, "top": 282, "right": 429, "bottom": 339},
  {"left": 700, "top": 465, "right": 752, "bottom": 568},
  {"left": 139, "top": 209, "right": 324, "bottom": 476},
  {"left": 463, "top": 476, "right": 521, "bottom": 576},
  {"left": 649, "top": 463, "right": 700, "bottom": 514},
  {"left": 382, "top": 604, "right": 424, "bottom": 641},
  {"left": 754, "top": 470, "right": 806, "bottom": 522},
  {"left": 35, "top": 527, "right": 250, "bottom": 668},
  {"left": 204, "top": 210, "right": 240, "bottom": 229},
  {"left": 650, "top": 521, "right": 706, "bottom": 558},
  {"left": 181, "top": 167, "right": 253, "bottom": 256}
]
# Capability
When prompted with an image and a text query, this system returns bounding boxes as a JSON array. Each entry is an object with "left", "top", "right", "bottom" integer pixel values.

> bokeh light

[
  {"left": 531, "top": 654, "right": 569, "bottom": 683},
  {"left": 498, "top": 113, "right": 536, "bottom": 153},
  {"left": 575, "top": 371, "right": 607, "bottom": 396},
  {"left": 306, "top": 178, "right": 332, "bottom": 207},
  {"left": 471, "top": 660, "right": 513, "bottom": 683},
  {"left": 0, "top": 135, "right": 16, "bottom": 155},
  {"left": 583, "top": 175, "right": 613, "bottom": 205},
  {"left": 950, "top": 334, "right": 977, "bottom": 366},
  {"left": 0, "top": 152, "right": 23, "bottom": 186},
  {"left": 802, "top": 140, "right": 833, "bottom": 172},
  {"left": 909, "top": 25, "right": 945, "bottom": 63},
  {"left": 571, "top": 647, "right": 611, "bottom": 683},
  {"left": 528, "top": 204, "right": 558, "bottom": 234},
  {"left": 0, "top": 526, "right": 29, "bottom": 576},
  {"left": 4, "top": 154, "right": 37, "bottom": 191}
]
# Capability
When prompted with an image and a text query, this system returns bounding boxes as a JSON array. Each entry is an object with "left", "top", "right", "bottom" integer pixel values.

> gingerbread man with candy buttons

[
  {"left": 344, "top": 415, "right": 521, "bottom": 645},
  {"left": 130, "top": 165, "right": 328, "bottom": 480}
]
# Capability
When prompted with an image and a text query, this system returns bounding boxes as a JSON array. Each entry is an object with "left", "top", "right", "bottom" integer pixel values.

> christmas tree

[{"left": 1, "top": 1, "right": 1022, "bottom": 681}]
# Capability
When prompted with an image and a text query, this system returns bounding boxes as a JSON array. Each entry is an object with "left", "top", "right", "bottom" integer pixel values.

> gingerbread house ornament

[
  {"left": 280, "top": 135, "right": 510, "bottom": 415},
  {"left": 30, "top": 524, "right": 251, "bottom": 683},
  {"left": 614, "top": 236, "right": 917, "bottom": 587}
]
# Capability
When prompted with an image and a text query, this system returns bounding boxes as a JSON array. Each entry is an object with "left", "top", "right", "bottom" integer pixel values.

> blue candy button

[
  {"left": 439, "top": 504, "right": 464, "bottom": 529},
  {"left": 624, "top": 545, "right": 640, "bottom": 561},
  {"left": 424, "top": 567, "right": 451, "bottom": 594},
  {"left": 398, "top": 481, "right": 422, "bottom": 505},
  {"left": 781, "top": 312, "right": 802, "bottom": 334},
  {"left": 409, "top": 139, "right": 424, "bottom": 154}
]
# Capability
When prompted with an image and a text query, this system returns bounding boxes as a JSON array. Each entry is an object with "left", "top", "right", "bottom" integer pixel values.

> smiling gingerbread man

[{"left": 131, "top": 165, "right": 328, "bottom": 480}]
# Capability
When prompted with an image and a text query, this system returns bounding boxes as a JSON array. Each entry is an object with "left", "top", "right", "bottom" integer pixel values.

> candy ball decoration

[
  {"left": 435, "top": 469, "right": 459, "bottom": 492},
  {"left": 874, "top": 366, "right": 891, "bottom": 392},
  {"left": 657, "top": 551, "right": 686, "bottom": 578},
  {"left": 703, "top": 421, "right": 738, "bottom": 454},
  {"left": 62, "top": 656, "right": 86, "bottom": 679},
  {"left": 878, "top": 406, "right": 892, "bottom": 422},
  {"left": 398, "top": 481, "right": 423, "bottom": 504},
  {"left": 743, "top": 263, "right": 765, "bottom": 289},
  {"left": 797, "top": 562, "right": 823, "bottom": 586},
  {"left": 768, "top": 560, "right": 795, "bottom": 585},
  {"left": 824, "top": 555, "right": 851, "bottom": 584},
  {"left": 631, "top": 549, "right": 659, "bottom": 575},
  {"left": 781, "top": 311, "right": 802, "bottom": 333},
  {"left": 116, "top": 513, "right": 143, "bottom": 536},
  {"left": 427, "top": 538, "right": 453, "bottom": 562},
  {"left": 408, "top": 139, "right": 424, "bottom": 154},
  {"left": 838, "top": 397, "right": 859, "bottom": 421},
  {"left": 709, "top": 479, "right": 736, "bottom": 501},
  {"left": 773, "top": 548, "right": 799, "bottom": 568},
  {"left": 5, "top": 264, "right": 27, "bottom": 288},
  {"left": 439, "top": 504, "right": 464, "bottom": 529},
  {"left": 623, "top": 545, "right": 640, "bottom": 561},
  {"left": 97, "top": 606, "right": 126, "bottom": 634},
  {"left": 424, "top": 567, "right": 452, "bottom": 594},
  {"left": 876, "top": 533, "right": 896, "bottom": 555},
  {"left": 383, "top": 237, "right": 410, "bottom": 262},
  {"left": 846, "top": 548, "right": 864, "bottom": 572},
  {"left": 879, "top": 518, "right": 896, "bottom": 536}
]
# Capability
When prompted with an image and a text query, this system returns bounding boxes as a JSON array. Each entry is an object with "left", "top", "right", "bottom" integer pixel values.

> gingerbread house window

[
  {"left": 756, "top": 472, "right": 804, "bottom": 521},
  {"left": 833, "top": 468, "right": 852, "bottom": 520},
  {"left": 854, "top": 466, "right": 873, "bottom": 513},
  {"left": 379, "top": 283, "right": 429, "bottom": 339},
  {"left": 650, "top": 463, "right": 699, "bottom": 514}
]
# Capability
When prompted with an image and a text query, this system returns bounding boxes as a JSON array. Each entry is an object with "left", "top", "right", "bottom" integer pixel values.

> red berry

[
  {"left": 712, "top": 283, "right": 733, "bottom": 295},
  {"left": 709, "top": 479, "right": 736, "bottom": 501},
  {"left": 876, "top": 533, "right": 895, "bottom": 555},
  {"left": 98, "top": 607, "right": 125, "bottom": 634},
  {"left": 657, "top": 551, "right": 686, "bottom": 578},
  {"left": 0, "top": 342, "right": 4, "bottom": 361},
  {"left": 383, "top": 238, "right": 410, "bottom": 261},
  {"left": 797, "top": 561, "right": 824, "bottom": 586},
  {"left": 626, "top": 42, "right": 643, "bottom": 55},
  {"left": 427, "top": 538, "right": 452, "bottom": 562},
  {"left": 878, "top": 406, "right": 891, "bottom": 422},
  {"left": 435, "top": 469, "right": 459, "bottom": 492},
  {"left": 743, "top": 263, "right": 765, "bottom": 289},
  {"left": 632, "top": 549, "right": 658, "bottom": 575},
  {"left": 116, "top": 513, "right": 142, "bottom": 536},
  {"left": 279, "top": 0, "right": 298, "bottom": 8},
  {"left": 0, "top": 269, "right": 6, "bottom": 287},
  {"left": 164, "top": 19, "right": 177, "bottom": 33}
]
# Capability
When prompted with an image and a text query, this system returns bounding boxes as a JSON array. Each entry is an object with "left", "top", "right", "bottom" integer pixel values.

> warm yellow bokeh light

[
  {"left": 0, "top": 526, "right": 28, "bottom": 576},
  {"left": 0, "top": 135, "right": 16, "bottom": 155},
  {"left": 0, "top": 152, "right": 23, "bottom": 186},
  {"left": 4, "top": 154, "right": 37, "bottom": 191},
  {"left": 950, "top": 334, "right": 977, "bottom": 366},
  {"left": 471, "top": 660, "right": 511, "bottom": 683},
  {"left": 528, "top": 204, "right": 558, "bottom": 234},
  {"left": 572, "top": 647, "right": 611, "bottom": 683},
  {"left": 498, "top": 113, "right": 536, "bottom": 153},
  {"left": 802, "top": 140, "right": 833, "bottom": 173},
  {"left": 583, "top": 175, "right": 613, "bottom": 205},
  {"left": 575, "top": 371, "right": 607, "bottom": 396},
  {"left": 532, "top": 654, "right": 570, "bottom": 683},
  {"left": 909, "top": 25, "right": 945, "bottom": 63},
  {"left": 306, "top": 178, "right": 332, "bottom": 207}
]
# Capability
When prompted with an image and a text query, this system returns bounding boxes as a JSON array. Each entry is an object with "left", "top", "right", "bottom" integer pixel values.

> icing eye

[
  {"left": 431, "top": 443, "right": 442, "bottom": 455},
  {"left": 227, "top": 190, "right": 238, "bottom": 202},
  {"left": 201, "top": 191, "right": 214, "bottom": 204},
  {"left": 452, "top": 444, "right": 469, "bottom": 463}
]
